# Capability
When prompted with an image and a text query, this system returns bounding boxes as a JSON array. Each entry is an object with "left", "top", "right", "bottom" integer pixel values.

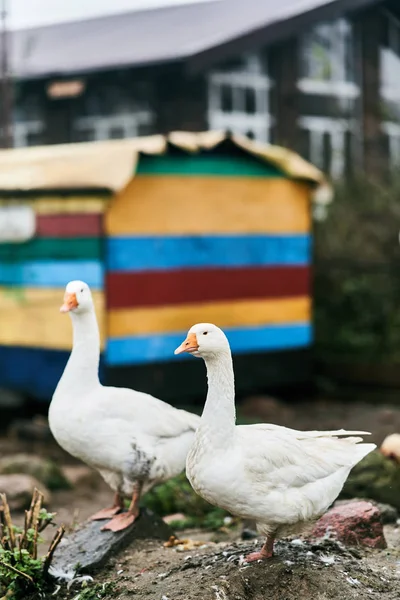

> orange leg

[
  {"left": 89, "top": 493, "right": 123, "bottom": 521},
  {"left": 245, "top": 536, "right": 275, "bottom": 562},
  {"left": 101, "top": 484, "right": 142, "bottom": 532}
]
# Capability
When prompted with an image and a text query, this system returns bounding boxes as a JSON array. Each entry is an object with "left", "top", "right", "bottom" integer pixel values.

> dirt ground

[
  {"left": 2, "top": 395, "right": 400, "bottom": 599},
  {"left": 49, "top": 524, "right": 400, "bottom": 600}
]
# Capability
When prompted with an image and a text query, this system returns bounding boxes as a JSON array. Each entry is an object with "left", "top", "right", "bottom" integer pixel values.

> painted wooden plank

[
  {"left": 37, "top": 214, "right": 102, "bottom": 237},
  {"left": 0, "top": 238, "right": 102, "bottom": 262},
  {"left": 136, "top": 154, "right": 284, "bottom": 177},
  {"left": 0, "top": 346, "right": 70, "bottom": 401},
  {"left": 0, "top": 205, "right": 36, "bottom": 242},
  {"left": 107, "top": 234, "right": 311, "bottom": 272},
  {"left": 107, "top": 266, "right": 310, "bottom": 309},
  {"left": 0, "top": 346, "right": 106, "bottom": 401},
  {"left": 106, "top": 323, "right": 312, "bottom": 366},
  {"left": 0, "top": 198, "right": 108, "bottom": 215},
  {"left": 0, "top": 287, "right": 105, "bottom": 350},
  {"left": 109, "top": 296, "right": 311, "bottom": 337},
  {"left": 106, "top": 177, "right": 311, "bottom": 235},
  {"left": 0, "top": 261, "right": 103, "bottom": 288}
]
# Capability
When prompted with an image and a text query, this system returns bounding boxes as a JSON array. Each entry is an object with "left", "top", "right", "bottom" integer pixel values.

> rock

[
  {"left": 0, "top": 474, "right": 51, "bottom": 511},
  {"left": 340, "top": 450, "right": 400, "bottom": 510},
  {"left": 163, "top": 512, "right": 186, "bottom": 524},
  {"left": 241, "top": 517, "right": 258, "bottom": 540},
  {"left": 50, "top": 508, "right": 174, "bottom": 575},
  {"left": 310, "top": 500, "right": 386, "bottom": 549},
  {"left": 239, "top": 395, "right": 292, "bottom": 422},
  {"left": 241, "top": 528, "right": 258, "bottom": 540},
  {"left": 62, "top": 465, "right": 102, "bottom": 489},
  {"left": 376, "top": 502, "right": 398, "bottom": 524},
  {"left": 8, "top": 416, "right": 52, "bottom": 442},
  {"left": 0, "top": 454, "right": 70, "bottom": 491},
  {"left": 378, "top": 410, "right": 397, "bottom": 425},
  {"left": 335, "top": 498, "right": 398, "bottom": 524},
  {"left": 380, "top": 433, "right": 400, "bottom": 462},
  {"left": 0, "top": 388, "right": 24, "bottom": 408}
]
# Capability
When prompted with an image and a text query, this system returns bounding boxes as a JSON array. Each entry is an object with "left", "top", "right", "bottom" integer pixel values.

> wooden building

[
  {"left": 8, "top": 0, "right": 400, "bottom": 180},
  {"left": 0, "top": 132, "right": 325, "bottom": 402}
]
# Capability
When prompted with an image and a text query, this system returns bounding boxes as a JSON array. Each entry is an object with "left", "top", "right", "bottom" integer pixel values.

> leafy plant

[
  {"left": 73, "top": 581, "right": 116, "bottom": 600},
  {"left": 0, "top": 488, "right": 65, "bottom": 598},
  {"left": 167, "top": 507, "right": 231, "bottom": 531},
  {"left": 314, "top": 175, "right": 400, "bottom": 363},
  {"left": 141, "top": 473, "right": 230, "bottom": 529}
]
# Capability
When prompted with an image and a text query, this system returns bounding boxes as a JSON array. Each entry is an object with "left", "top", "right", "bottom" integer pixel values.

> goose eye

[
  {"left": 80, "top": 288, "right": 84, "bottom": 293},
  {"left": 203, "top": 332, "right": 208, "bottom": 336}
]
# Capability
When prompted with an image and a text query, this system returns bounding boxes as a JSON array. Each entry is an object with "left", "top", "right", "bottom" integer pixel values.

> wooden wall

[
  {"left": 105, "top": 149, "right": 313, "bottom": 368},
  {"left": 0, "top": 193, "right": 107, "bottom": 399}
]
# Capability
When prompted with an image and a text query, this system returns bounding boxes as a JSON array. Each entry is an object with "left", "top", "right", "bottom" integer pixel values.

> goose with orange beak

[
  {"left": 49, "top": 280, "right": 200, "bottom": 532},
  {"left": 176, "top": 323, "right": 376, "bottom": 562}
]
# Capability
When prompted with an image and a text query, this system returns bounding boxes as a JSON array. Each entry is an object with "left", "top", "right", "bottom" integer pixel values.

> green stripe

[
  {"left": 137, "top": 154, "right": 285, "bottom": 178},
  {"left": 0, "top": 238, "right": 102, "bottom": 262}
]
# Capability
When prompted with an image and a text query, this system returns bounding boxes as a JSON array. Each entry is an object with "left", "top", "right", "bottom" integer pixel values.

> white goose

[
  {"left": 175, "top": 323, "right": 376, "bottom": 562},
  {"left": 49, "top": 280, "right": 200, "bottom": 532}
]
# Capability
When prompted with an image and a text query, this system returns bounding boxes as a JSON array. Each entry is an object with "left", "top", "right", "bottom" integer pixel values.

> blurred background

[{"left": 0, "top": 0, "right": 400, "bottom": 530}]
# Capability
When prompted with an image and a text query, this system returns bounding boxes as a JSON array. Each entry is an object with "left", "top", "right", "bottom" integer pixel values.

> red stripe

[
  {"left": 36, "top": 214, "right": 102, "bottom": 237},
  {"left": 107, "top": 266, "right": 310, "bottom": 309}
]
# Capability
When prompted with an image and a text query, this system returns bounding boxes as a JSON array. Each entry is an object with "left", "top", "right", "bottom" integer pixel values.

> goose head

[
  {"left": 60, "top": 280, "right": 94, "bottom": 314},
  {"left": 174, "top": 323, "right": 230, "bottom": 359}
]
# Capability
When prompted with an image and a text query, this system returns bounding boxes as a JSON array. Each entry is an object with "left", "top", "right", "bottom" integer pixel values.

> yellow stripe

[
  {"left": 0, "top": 197, "right": 108, "bottom": 215},
  {"left": 105, "top": 176, "right": 311, "bottom": 235},
  {"left": 109, "top": 296, "right": 311, "bottom": 337},
  {"left": 0, "top": 287, "right": 105, "bottom": 350}
]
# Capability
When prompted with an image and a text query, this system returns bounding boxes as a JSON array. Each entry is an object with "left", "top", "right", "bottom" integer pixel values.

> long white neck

[
  {"left": 198, "top": 350, "right": 236, "bottom": 447},
  {"left": 55, "top": 309, "right": 101, "bottom": 397}
]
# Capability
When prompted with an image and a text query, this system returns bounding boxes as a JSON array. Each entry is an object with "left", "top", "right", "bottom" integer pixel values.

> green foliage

[
  {"left": 167, "top": 507, "right": 229, "bottom": 531},
  {"left": 73, "top": 581, "right": 116, "bottom": 600},
  {"left": 142, "top": 473, "right": 230, "bottom": 529},
  {"left": 341, "top": 450, "right": 400, "bottom": 509},
  {"left": 314, "top": 176, "right": 400, "bottom": 362},
  {"left": 0, "top": 489, "right": 64, "bottom": 599}
]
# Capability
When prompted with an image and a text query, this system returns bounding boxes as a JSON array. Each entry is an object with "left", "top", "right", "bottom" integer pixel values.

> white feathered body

[
  {"left": 187, "top": 424, "right": 375, "bottom": 537},
  {"left": 49, "top": 301, "right": 200, "bottom": 497},
  {"left": 50, "top": 384, "right": 199, "bottom": 495},
  {"left": 184, "top": 341, "right": 376, "bottom": 540}
]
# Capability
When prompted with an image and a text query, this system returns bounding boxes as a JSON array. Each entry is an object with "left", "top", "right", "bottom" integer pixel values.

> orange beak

[
  {"left": 174, "top": 333, "right": 199, "bottom": 355},
  {"left": 60, "top": 292, "right": 78, "bottom": 313}
]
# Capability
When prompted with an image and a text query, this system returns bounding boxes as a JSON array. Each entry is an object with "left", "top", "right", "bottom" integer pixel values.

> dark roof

[{"left": 12, "top": 0, "right": 383, "bottom": 79}]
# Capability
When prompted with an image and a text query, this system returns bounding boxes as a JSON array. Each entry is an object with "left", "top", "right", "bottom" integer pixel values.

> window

[
  {"left": 72, "top": 81, "right": 155, "bottom": 142},
  {"left": 299, "top": 19, "right": 358, "bottom": 177},
  {"left": 13, "top": 95, "right": 45, "bottom": 147},
  {"left": 299, "top": 116, "right": 355, "bottom": 179},
  {"left": 73, "top": 111, "right": 154, "bottom": 142},
  {"left": 13, "top": 120, "right": 44, "bottom": 147},
  {"left": 381, "top": 11, "right": 400, "bottom": 169},
  {"left": 208, "top": 54, "right": 271, "bottom": 142},
  {"left": 299, "top": 18, "right": 357, "bottom": 97},
  {"left": 382, "top": 122, "right": 400, "bottom": 169}
]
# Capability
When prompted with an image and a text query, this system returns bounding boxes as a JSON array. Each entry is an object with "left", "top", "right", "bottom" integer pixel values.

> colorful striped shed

[{"left": 0, "top": 132, "right": 329, "bottom": 402}]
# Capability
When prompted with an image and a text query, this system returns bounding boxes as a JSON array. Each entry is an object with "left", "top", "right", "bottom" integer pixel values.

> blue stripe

[
  {"left": 0, "top": 346, "right": 106, "bottom": 401},
  {"left": 107, "top": 235, "right": 311, "bottom": 272},
  {"left": 106, "top": 323, "right": 312, "bottom": 366},
  {"left": 0, "top": 261, "right": 104, "bottom": 288}
]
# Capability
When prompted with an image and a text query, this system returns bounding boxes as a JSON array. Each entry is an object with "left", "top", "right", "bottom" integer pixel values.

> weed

[
  {"left": 72, "top": 581, "right": 116, "bottom": 600},
  {"left": 0, "top": 488, "right": 65, "bottom": 598},
  {"left": 141, "top": 474, "right": 232, "bottom": 530}
]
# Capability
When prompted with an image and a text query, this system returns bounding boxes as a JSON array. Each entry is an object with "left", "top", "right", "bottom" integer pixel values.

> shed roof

[
  {"left": 12, "top": 0, "right": 381, "bottom": 78},
  {"left": 0, "top": 131, "right": 329, "bottom": 199}
]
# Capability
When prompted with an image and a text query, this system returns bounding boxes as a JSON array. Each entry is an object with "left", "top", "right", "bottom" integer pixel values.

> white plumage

[
  {"left": 175, "top": 323, "right": 376, "bottom": 561},
  {"left": 49, "top": 280, "right": 200, "bottom": 531}
]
